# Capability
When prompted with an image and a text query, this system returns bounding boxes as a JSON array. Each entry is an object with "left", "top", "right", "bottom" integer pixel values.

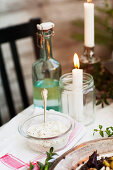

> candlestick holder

[
  {"left": 80, "top": 46, "right": 100, "bottom": 64},
  {"left": 59, "top": 73, "right": 95, "bottom": 126}
]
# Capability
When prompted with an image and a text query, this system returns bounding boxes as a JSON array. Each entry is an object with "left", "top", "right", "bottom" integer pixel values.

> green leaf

[
  {"left": 31, "top": 148, "right": 57, "bottom": 170},
  {"left": 105, "top": 129, "right": 111, "bottom": 136},
  {"left": 96, "top": 100, "right": 102, "bottom": 106},
  {"left": 93, "top": 132, "right": 95, "bottom": 136},
  {"left": 52, "top": 153, "right": 57, "bottom": 156},
  {"left": 102, "top": 102, "right": 104, "bottom": 108},
  {"left": 50, "top": 147, "right": 54, "bottom": 154},
  {"left": 44, "top": 164, "right": 49, "bottom": 170},
  {"left": 99, "top": 125, "right": 103, "bottom": 130},
  {"left": 46, "top": 152, "right": 50, "bottom": 158},
  {"left": 38, "top": 162, "right": 44, "bottom": 170},
  {"left": 104, "top": 98, "right": 109, "bottom": 105},
  {"left": 93, "top": 125, "right": 113, "bottom": 137},
  {"left": 99, "top": 131, "right": 104, "bottom": 137},
  {"left": 45, "top": 157, "right": 50, "bottom": 164},
  {"left": 29, "top": 162, "right": 34, "bottom": 170},
  {"left": 47, "top": 162, "right": 52, "bottom": 168},
  {"left": 108, "top": 132, "right": 113, "bottom": 137}
]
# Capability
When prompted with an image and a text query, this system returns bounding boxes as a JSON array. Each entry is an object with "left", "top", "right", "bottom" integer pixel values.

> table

[{"left": 0, "top": 103, "right": 113, "bottom": 169}]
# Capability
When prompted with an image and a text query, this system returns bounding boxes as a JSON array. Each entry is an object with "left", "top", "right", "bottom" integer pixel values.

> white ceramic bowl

[{"left": 50, "top": 137, "right": 113, "bottom": 170}]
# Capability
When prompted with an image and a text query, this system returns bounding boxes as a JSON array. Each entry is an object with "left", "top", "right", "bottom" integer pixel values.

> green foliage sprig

[
  {"left": 93, "top": 125, "right": 113, "bottom": 137},
  {"left": 29, "top": 147, "right": 57, "bottom": 170},
  {"left": 38, "top": 147, "right": 57, "bottom": 170},
  {"left": 81, "top": 62, "right": 113, "bottom": 108},
  {"left": 95, "top": 0, "right": 113, "bottom": 50},
  {"left": 90, "top": 63, "right": 113, "bottom": 108},
  {"left": 29, "top": 162, "right": 35, "bottom": 170}
]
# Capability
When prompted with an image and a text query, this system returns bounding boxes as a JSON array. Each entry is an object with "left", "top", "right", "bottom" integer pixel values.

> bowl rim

[
  {"left": 49, "top": 137, "right": 113, "bottom": 170},
  {"left": 18, "top": 112, "right": 74, "bottom": 140}
]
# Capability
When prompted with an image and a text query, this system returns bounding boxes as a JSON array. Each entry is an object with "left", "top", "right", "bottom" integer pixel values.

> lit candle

[
  {"left": 84, "top": 0, "right": 94, "bottom": 47},
  {"left": 72, "top": 53, "right": 83, "bottom": 121}
]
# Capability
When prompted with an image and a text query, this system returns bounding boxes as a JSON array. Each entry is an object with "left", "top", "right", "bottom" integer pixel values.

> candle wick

[{"left": 75, "top": 66, "right": 80, "bottom": 69}]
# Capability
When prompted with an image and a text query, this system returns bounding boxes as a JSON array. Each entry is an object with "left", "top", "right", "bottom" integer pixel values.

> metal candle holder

[{"left": 80, "top": 46, "right": 100, "bottom": 64}]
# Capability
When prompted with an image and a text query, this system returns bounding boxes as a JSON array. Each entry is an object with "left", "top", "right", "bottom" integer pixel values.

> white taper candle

[
  {"left": 84, "top": 0, "right": 94, "bottom": 47},
  {"left": 72, "top": 53, "right": 83, "bottom": 121}
]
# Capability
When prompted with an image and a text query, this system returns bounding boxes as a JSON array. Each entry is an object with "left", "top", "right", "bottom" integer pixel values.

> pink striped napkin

[{"left": 0, "top": 154, "right": 25, "bottom": 169}]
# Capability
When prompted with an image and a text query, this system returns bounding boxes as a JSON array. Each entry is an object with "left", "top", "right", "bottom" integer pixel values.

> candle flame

[
  {"left": 87, "top": 0, "right": 92, "bottom": 3},
  {"left": 73, "top": 53, "right": 80, "bottom": 69}
]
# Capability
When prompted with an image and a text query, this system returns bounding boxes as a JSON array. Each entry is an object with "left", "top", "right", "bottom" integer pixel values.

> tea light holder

[{"left": 59, "top": 72, "right": 95, "bottom": 126}]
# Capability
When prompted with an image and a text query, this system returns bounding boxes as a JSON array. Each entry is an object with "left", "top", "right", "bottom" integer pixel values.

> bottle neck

[{"left": 39, "top": 30, "right": 53, "bottom": 60}]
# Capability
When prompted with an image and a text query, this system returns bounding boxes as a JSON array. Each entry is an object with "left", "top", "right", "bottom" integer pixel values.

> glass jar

[{"left": 59, "top": 73, "right": 95, "bottom": 125}]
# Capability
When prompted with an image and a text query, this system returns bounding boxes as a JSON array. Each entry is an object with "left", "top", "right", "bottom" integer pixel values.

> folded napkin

[{"left": 0, "top": 106, "right": 86, "bottom": 170}]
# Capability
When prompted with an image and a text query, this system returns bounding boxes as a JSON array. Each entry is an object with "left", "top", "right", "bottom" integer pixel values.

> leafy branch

[
  {"left": 81, "top": 62, "right": 113, "bottom": 108},
  {"left": 92, "top": 63, "right": 113, "bottom": 108},
  {"left": 93, "top": 125, "right": 113, "bottom": 137},
  {"left": 29, "top": 147, "right": 57, "bottom": 170}
]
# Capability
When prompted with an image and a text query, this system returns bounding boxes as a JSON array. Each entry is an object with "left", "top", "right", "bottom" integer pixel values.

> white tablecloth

[
  {"left": 79, "top": 103, "right": 113, "bottom": 144},
  {"left": 0, "top": 104, "right": 113, "bottom": 169}
]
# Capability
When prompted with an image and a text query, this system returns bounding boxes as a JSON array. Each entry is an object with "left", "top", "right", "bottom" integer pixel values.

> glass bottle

[{"left": 32, "top": 22, "right": 61, "bottom": 111}]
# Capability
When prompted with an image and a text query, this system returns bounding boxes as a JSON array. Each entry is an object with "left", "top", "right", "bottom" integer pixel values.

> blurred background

[{"left": 0, "top": 0, "right": 112, "bottom": 123}]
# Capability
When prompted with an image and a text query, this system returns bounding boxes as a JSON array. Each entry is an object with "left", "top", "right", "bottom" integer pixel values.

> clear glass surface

[{"left": 59, "top": 73, "right": 95, "bottom": 125}]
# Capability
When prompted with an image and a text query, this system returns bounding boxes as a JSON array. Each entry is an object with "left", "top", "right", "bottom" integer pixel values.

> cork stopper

[{"left": 37, "top": 22, "right": 55, "bottom": 31}]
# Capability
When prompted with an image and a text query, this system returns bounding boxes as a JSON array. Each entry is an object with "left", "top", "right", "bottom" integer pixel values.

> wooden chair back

[{"left": 0, "top": 18, "right": 41, "bottom": 122}]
